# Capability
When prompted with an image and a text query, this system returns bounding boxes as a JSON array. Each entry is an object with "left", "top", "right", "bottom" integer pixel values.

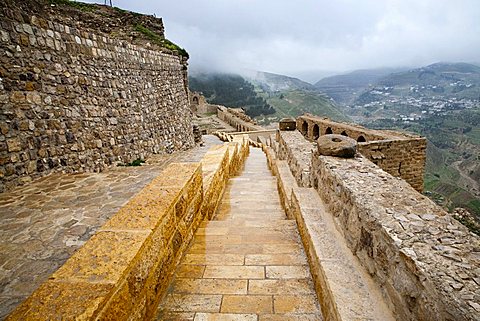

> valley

[{"left": 188, "top": 63, "right": 480, "bottom": 220}]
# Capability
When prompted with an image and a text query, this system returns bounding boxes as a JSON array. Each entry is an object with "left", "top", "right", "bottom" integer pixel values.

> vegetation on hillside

[
  {"left": 259, "top": 89, "right": 349, "bottom": 124},
  {"left": 367, "top": 108, "right": 480, "bottom": 217},
  {"left": 189, "top": 74, "right": 275, "bottom": 117}
]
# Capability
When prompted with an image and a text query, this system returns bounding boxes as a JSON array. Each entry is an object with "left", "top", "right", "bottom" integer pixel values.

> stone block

[
  {"left": 279, "top": 118, "right": 296, "bottom": 131},
  {"left": 6, "top": 281, "right": 113, "bottom": 320}
]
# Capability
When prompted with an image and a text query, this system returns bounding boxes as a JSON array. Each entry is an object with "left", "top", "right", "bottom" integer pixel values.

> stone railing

[
  {"left": 311, "top": 151, "right": 479, "bottom": 321},
  {"left": 217, "top": 106, "right": 263, "bottom": 132},
  {"left": 7, "top": 136, "right": 250, "bottom": 320},
  {"left": 297, "top": 115, "right": 426, "bottom": 192},
  {"left": 272, "top": 127, "right": 479, "bottom": 321}
]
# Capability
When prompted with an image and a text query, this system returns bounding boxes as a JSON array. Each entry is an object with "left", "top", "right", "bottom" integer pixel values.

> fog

[{"left": 82, "top": 0, "right": 480, "bottom": 82}]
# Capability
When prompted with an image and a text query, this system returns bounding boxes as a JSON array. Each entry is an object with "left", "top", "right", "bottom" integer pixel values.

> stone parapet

[
  {"left": 7, "top": 162, "right": 203, "bottom": 320},
  {"left": 296, "top": 115, "right": 426, "bottom": 192},
  {"left": 0, "top": 5, "right": 193, "bottom": 192},
  {"left": 7, "top": 138, "right": 250, "bottom": 320},
  {"left": 276, "top": 130, "right": 315, "bottom": 187},
  {"left": 311, "top": 152, "right": 480, "bottom": 321},
  {"left": 217, "top": 106, "right": 263, "bottom": 132}
]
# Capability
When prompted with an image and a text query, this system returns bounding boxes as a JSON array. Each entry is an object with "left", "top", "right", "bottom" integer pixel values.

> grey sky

[{"left": 83, "top": 0, "right": 480, "bottom": 81}]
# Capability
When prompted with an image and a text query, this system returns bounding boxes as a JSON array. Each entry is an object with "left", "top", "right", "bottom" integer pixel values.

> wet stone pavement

[
  {"left": 157, "top": 148, "right": 322, "bottom": 321},
  {"left": 0, "top": 136, "right": 222, "bottom": 320}
]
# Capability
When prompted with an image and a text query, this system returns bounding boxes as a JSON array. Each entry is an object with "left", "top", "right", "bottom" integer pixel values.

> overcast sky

[{"left": 83, "top": 0, "right": 480, "bottom": 82}]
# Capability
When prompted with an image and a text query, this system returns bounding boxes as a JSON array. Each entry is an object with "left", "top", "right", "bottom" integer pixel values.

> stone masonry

[
  {"left": 297, "top": 114, "right": 426, "bottom": 192},
  {"left": 0, "top": 0, "right": 194, "bottom": 192}
]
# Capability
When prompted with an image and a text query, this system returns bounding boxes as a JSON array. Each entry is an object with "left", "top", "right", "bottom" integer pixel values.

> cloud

[{"left": 84, "top": 0, "right": 480, "bottom": 79}]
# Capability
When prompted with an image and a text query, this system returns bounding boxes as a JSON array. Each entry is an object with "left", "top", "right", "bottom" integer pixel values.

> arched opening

[
  {"left": 301, "top": 121, "right": 308, "bottom": 136},
  {"left": 325, "top": 127, "right": 333, "bottom": 135},
  {"left": 313, "top": 124, "right": 320, "bottom": 140},
  {"left": 340, "top": 130, "right": 348, "bottom": 137},
  {"left": 357, "top": 135, "right": 366, "bottom": 142},
  {"left": 192, "top": 96, "right": 199, "bottom": 105}
]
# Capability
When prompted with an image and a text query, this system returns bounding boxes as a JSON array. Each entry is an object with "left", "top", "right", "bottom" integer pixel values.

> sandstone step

[{"left": 157, "top": 148, "right": 322, "bottom": 320}]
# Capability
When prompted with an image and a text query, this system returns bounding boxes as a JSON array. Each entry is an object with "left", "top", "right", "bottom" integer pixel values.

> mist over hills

[{"left": 189, "top": 62, "right": 480, "bottom": 219}]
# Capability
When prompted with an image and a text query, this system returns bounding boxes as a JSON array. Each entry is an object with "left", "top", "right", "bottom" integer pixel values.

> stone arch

[
  {"left": 357, "top": 135, "right": 366, "bottom": 142},
  {"left": 340, "top": 130, "right": 348, "bottom": 137},
  {"left": 192, "top": 96, "right": 199, "bottom": 105},
  {"left": 325, "top": 127, "right": 333, "bottom": 135},
  {"left": 313, "top": 124, "right": 320, "bottom": 140},
  {"left": 301, "top": 121, "right": 308, "bottom": 136}
]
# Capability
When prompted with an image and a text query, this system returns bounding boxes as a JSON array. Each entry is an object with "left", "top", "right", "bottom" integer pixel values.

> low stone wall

[
  {"left": 296, "top": 115, "right": 426, "bottom": 192},
  {"left": 217, "top": 106, "right": 263, "bottom": 132},
  {"left": 311, "top": 152, "right": 480, "bottom": 321},
  {"left": 276, "top": 130, "right": 315, "bottom": 187},
  {"left": 7, "top": 138, "right": 250, "bottom": 320},
  {"left": 357, "top": 139, "right": 426, "bottom": 192}
]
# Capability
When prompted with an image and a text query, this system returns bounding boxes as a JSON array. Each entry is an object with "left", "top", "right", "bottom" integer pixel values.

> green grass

[
  {"left": 49, "top": 0, "right": 95, "bottom": 11},
  {"left": 118, "top": 159, "right": 145, "bottom": 167},
  {"left": 135, "top": 24, "right": 189, "bottom": 58},
  {"left": 261, "top": 90, "right": 349, "bottom": 123}
]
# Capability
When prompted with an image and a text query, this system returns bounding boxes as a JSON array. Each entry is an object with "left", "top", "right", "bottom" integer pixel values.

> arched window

[
  {"left": 357, "top": 135, "right": 366, "bottom": 142},
  {"left": 325, "top": 127, "right": 333, "bottom": 135},
  {"left": 301, "top": 121, "right": 308, "bottom": 136},
  {"left": 192, "top": 96, "right": 199, "bottom": 105},
  {"left": 340, "top": 130, "right": 348, "bottom": 137},
  {"left": 313, "top": 124, "right": 320, "bottom": 140}
]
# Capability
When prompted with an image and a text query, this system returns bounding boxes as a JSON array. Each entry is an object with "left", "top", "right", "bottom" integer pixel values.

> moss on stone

[{"left": 134, "top": 24, "right": 189, "bottom": 58}]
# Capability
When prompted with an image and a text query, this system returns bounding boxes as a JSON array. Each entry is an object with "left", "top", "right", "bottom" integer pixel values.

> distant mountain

[
  {"left": 345, "top": 62, "right": 480, "bottom": 221},
  {"left": 314, "top": 67, "right": 408, "bottom": 105},
  {"left": 245, "top": 71, "right": 315, "bottom": 92},
  {"left": 189, "top": 73, "right": 275, "bottom": 117},
  {"left": 374, "top": 62, "right": 480, "bottom": 99}
]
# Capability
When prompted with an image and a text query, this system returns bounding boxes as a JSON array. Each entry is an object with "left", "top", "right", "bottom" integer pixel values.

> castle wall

[
  {"left": 310, "top": 152, "right": 479, "bottom": 321},
  {"left": 275, "top": 129, "right": 479, "bottom": 321},
  {"left": 217, "top": 106, "right": 263, "bottom": 132},
  {"left": 0, "top": 8, "right": 194, "bottom": 192},
  {"left": 297, "top": 115, "right": 426, "bottom": 192}
]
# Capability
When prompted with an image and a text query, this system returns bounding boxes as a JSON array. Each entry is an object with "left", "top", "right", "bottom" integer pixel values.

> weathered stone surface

[
  {"left": 0, "top": 137, "right": 222, "bottom": 319},
  {"left": 297, "top": 114, "right": 427, "bottom": 191},
  {"left": 0, "top": 4, "right": 194, "bottom": 192},
  {"left": 279, "top": 118, "right": 296, "bottom": 131},
  {"left": 317, "top": 134, "right": 357, "bottom": 158}
]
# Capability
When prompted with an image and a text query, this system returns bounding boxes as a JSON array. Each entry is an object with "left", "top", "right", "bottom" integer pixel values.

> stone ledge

[
  {"left": 7, "top": 139, "right": 251, "bottom": 320},
  {"left": 311, "top": 152, "right": 480, "bottom": 321},
  {"left": 290, "top": 187, "right": 395, "bottom": 321}
]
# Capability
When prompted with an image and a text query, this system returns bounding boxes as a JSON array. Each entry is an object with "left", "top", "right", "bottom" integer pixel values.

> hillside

[
  {"left": 190, "top": 71, "right": 348, "bottom": 125},
  {"left": 245, "top": 71, "right": 315, "bottom": 92},
  {"left": 189, "top": 73, "right": 275, "bottom": 117},
  {"left": 258, "top": 90, "right": 349, "bottom": 125},
  {"left": 314, "top": 67, "right": 408, "bottom": 105}
]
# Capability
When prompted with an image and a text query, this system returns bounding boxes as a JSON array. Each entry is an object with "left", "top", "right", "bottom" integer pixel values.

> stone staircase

[{"left": 156, "top": 148, "right": 322, "bottom": 320}]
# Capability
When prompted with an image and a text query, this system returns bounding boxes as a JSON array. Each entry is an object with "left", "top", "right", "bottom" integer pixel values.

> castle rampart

[
  {"left": 0, "top": 1, "right": 194, "bottom": 192},
  {"left": 297, "top": 114, "right": 426, "bottom": 192}
]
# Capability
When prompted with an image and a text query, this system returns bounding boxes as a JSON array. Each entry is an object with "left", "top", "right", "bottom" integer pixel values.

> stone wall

[
  {"left": 0, "top": 3, "right": 194, "bottom": 192},
  {"left": 297, "top": 115, "right": 426, "bottom": 192},
  {"left": 310, "top": 152, "right": 480, "bottom": 321},
  {"left": 189, "top": 91, "right": 217, "bottom": 114},
  {"left": 217, "top": 106, "right": 263, "bottom": 132},
  {"left": 7, "top": 137, "right": 250, "bottom": 320}
]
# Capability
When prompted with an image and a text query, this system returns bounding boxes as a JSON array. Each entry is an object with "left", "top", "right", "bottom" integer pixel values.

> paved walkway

[
  {"left": 0, "top": 136, "right": 222, "bottom": 320},
  {"left": 157, "top": 148, "right": 322, "bottom": 320}
]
